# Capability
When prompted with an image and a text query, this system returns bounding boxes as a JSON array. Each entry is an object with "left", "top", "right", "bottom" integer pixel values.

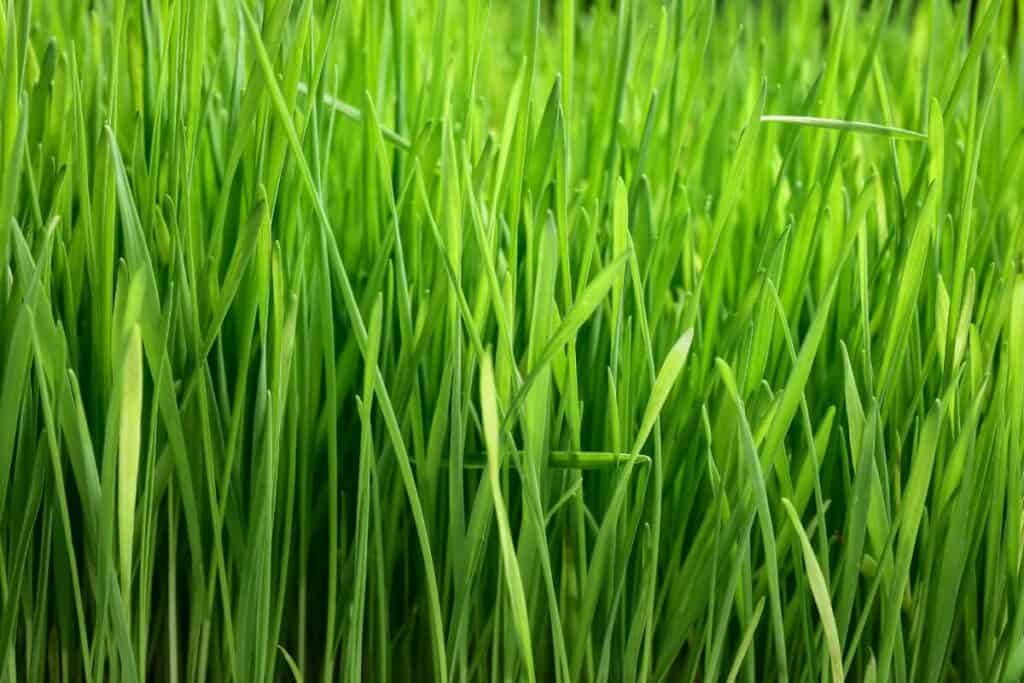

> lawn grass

[{"left": 1, "top": 0, "right": 1023, "bottom": 681}]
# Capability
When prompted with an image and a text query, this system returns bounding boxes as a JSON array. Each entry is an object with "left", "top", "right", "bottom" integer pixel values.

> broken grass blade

[{"left": 296, "top": 82, "right": 412, "bottom": 149}]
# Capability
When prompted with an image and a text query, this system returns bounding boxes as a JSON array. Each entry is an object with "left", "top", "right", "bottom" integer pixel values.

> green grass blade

[
  {"left": 480, "top": 351, "right": 536, "bottom": 683},
  {"left": 760, "top": 115, "right": 926, "bottom": 140},
  {"left": 781, "top": 498, "right": 844, "bottom": 683}
]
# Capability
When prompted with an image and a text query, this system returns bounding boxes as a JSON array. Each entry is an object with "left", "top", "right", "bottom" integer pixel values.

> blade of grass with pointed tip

[
  {"left": 503, "top": 250, "right": 630, "bottom": 430},
  {"left": 877, "top": 401, "right": 943, "bottom": 680},
  {"left": 760, "top": 115, "right": 926, "bottom": 141},
  {"left": 480, "top": 351, "right": 535, "bottom": 683},
  {"left": 717, "top": 359, "right": 789, "bottom": 683},
  {"left": 346, "top": 297, "right": 382, "bottom": 683},
  {"left": 570, "top": 328, "right": 693, "bottom": 679},
  {"left": 203, "top": 194, "right": 267, "bottom": 356},
  {"left": 878, "top": 182, "right": 937, "bottom": 394},
  {"left": 782, "top": 498, "right": 844, "bottom": 683},
  {"left": 724, "top": 597, "right": 766, "bottom": 683},
  {"left": 117, "top": 325, "right": 143, "bottom": 601}
]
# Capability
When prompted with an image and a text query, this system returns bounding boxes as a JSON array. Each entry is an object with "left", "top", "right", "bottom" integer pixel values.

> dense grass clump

[{"left": 1, "top": 0, "right": 1023, "bottom": 681}]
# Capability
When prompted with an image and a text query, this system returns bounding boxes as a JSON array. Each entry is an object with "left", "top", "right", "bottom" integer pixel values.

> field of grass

[{"left": 1, "top": 0, "right": 1023, "bottom": 681}]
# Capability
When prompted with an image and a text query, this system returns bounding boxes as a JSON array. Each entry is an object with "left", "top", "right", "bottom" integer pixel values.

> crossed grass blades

[{"left": 1, "top": 0, "right": 1023, "bottom": 681}]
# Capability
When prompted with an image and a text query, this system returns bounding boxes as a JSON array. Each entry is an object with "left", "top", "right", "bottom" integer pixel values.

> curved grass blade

[
  {"left": 782, "top": 498, "right": 844, "bottom": 683},
  {"left": 480, "top": 351, "right": 536, "bottom": 683},
  {"left": 717, "top": 359, "right": 789, "bottom": 682},
  {"left": 502, "top": 250, "right": 630, "bottom": 430},
  {"left": 761, "top": 115, "right": 926, "bottom": 140}
]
